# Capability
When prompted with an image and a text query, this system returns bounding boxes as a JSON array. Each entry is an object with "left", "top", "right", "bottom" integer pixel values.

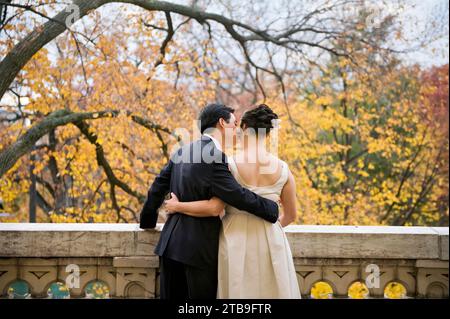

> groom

[{"left": 139, "top": 103, "right": 279, "bottom": 299}]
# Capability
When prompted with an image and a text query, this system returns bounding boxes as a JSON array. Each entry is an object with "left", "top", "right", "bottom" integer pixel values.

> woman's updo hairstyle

[{"left": 240, "top": 104, "right": 279, "bottom": 135}]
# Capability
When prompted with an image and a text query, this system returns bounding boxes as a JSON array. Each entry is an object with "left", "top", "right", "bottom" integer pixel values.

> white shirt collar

[{"left": 203, "top": 133, "right": 222, "bottom": 152}]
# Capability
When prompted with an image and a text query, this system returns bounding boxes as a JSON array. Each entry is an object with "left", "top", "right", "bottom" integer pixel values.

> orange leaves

[
  {"left": 0, "top": 11, "right": 213, "bottom": 223},
  {"left": 275, "top": 57, "right": 448, "bottom": 226},
  {"left": 1, "top": 4, "right": 446, "bottom": 227},
  {"left": 315, "top": 96, "right": 333, "bottom": 106}
]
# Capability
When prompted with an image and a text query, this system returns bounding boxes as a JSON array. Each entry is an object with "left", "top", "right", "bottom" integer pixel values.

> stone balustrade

[{"left": 0, "top": 223, "right": 448, "bottom": 299}]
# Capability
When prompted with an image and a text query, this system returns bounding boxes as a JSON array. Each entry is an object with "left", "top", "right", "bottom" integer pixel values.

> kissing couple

[{"left": 139, "top": 103, "right": 301, "bottom": 299}]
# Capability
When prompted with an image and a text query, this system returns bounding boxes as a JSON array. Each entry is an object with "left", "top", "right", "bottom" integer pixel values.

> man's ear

[{"left": 218, "top": 118, "right": 226, "bottom": 128}]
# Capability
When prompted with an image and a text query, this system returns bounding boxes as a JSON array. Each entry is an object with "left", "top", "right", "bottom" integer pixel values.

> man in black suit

[{"left": 139, "top": 103, "right": 279, "bottom": 299}]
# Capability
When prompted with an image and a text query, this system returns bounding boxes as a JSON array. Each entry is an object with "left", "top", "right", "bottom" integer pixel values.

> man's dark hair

[{"left": 198, "top": 103, "right": 235, "bottom": 134}]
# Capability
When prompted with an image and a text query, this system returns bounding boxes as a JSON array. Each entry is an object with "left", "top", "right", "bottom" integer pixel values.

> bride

[{"left": 164, "top": 104, "right": 301, "bottom": 299}]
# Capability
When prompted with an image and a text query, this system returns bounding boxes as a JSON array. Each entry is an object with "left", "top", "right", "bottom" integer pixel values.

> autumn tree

[
  {"left": 0, "top": 0, "right": 447, "bottom": 225},
  {"left": 420, "top": 64, "right": 449, "bottom": 225},
  {"left": 218, "top": 4, "right": 449, "bottom": 226},
  {"left": 0, "top": 0, "right": 387, "bottom": 222}
]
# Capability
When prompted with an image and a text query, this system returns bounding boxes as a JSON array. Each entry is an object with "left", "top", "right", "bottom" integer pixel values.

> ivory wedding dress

[{"left": 217, "top": 157, "right": 301, "bottom": 299}]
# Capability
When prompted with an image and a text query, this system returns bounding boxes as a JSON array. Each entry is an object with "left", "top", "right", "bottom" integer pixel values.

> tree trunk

[
  {"left": 0, "top": 110, "right": 112, "bottom": 178},
  {"left": 0, "top": 109, "right": 171, "bottom": 178},
  {"left": 0, "top": 0, "right": 109, "bottom": 100}
]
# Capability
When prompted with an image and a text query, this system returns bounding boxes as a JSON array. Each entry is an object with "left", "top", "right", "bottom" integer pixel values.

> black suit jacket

[{"left": 139, "top": 136, "right": 279, "bottom": 268}]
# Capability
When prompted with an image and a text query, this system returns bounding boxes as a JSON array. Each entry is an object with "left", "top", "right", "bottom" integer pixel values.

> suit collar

[{"left": 202, "top": 134, "right": 222, "bottom": 152}]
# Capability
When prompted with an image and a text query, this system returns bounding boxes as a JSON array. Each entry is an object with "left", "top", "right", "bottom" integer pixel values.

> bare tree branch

[
  {"left": 74, "top": 119, "right": 146, "bottom": 203},
  {"left": 0, "top": 0, "right": 355, "bottom": 100},
  {"left": 0, "top": 109, "right": 174, "bottom": 178}
]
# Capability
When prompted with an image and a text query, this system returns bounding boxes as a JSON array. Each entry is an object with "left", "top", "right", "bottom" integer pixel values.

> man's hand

[{"left": 164, "top": 193, "right": 179, "bottom": 215}]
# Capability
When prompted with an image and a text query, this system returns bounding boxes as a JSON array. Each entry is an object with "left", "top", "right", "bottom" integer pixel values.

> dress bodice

[{"left": 226, "top": 157, "right": 289, "bottom": 215}]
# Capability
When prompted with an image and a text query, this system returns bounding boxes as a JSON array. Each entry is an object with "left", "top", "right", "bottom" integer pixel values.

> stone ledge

[
  {"left": 416, "top": 260, "right": 449, "bottom": 268},
  {"left": 113, "top": 257, "right": 159, "bottom": 268},
  {"left": 431, "top": 227, "right": 449, "bottom": 261},
  {"left": 285, "top": 225, "right": 447, "bottom": 260},
  {"left": 0, "top": 223, "right": 448, "bottom": 260}
]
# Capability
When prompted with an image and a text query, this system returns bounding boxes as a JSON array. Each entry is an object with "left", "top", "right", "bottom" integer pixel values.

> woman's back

[
  {"left": 226, "top": 154, "right": 288, "bottom": 210},
  {"left": 232, "top": 152, "right": 285, "bottom": 188},
  {"left": 218, "top": 155, "right": 301, "bottom": 299}
]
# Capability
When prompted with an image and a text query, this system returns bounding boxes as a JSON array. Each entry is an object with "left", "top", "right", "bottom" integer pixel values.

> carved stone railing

[{"left": 0, "top": 224, "right": 448, "bottom": 299}]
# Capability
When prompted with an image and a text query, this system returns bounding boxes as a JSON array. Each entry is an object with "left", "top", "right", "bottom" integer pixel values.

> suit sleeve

[
  {"left": 211, "top": 159, "right": 279, "bottom": 223},
  {"left": 139, "top": 160, "right": 173, "bottom": 229}
]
